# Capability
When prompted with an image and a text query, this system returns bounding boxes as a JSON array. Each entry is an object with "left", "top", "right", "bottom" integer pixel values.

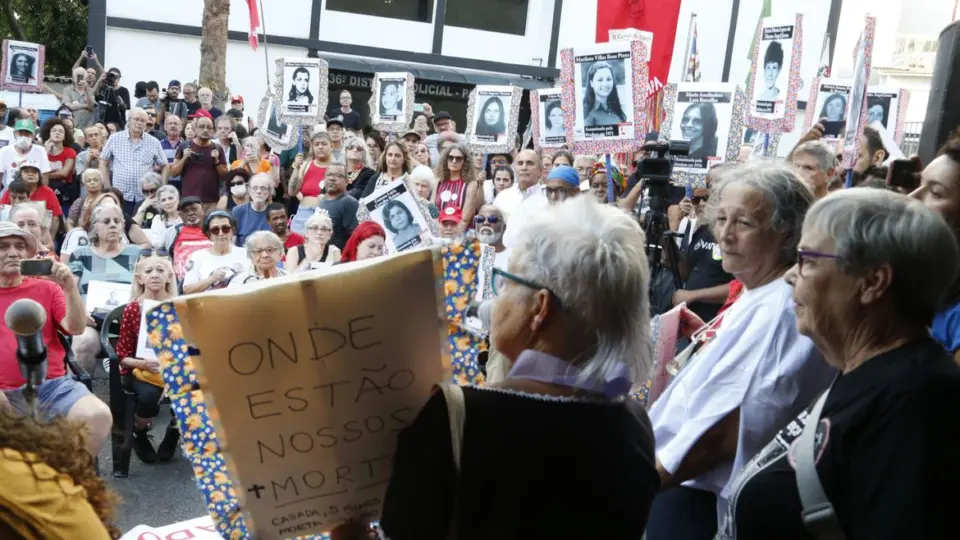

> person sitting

[
  {"left": 182, "top": 211, "right": 247, "bottom": 294},
  {"left": 410, "top": 164, "right": 440, "bottom": 219},
  {"left": 266, "top": 202, "right": 303, "bottom": 257},
  {"left": 285, "top": 210, "right": 341, "bottom": 271},
  {"left": 717, "top": 188, "right": 960, "bottom": 539},
  {"left": 0, "top": 223, "right": 112, "bottom": 457},
  {"left": 217, "top": 168, "right": 251, "bottom": 211},
  {"left": 229, "top": 231, "right": 287, "bottom": 286},
  {"left": 1, "top": 179, "right": 31, "bottom": 221},
  {"left": 113, "top": 254, "right": 180, "bottom": 464},
  {"left": 438, "top": 208, "right": 464, "bottom": 240},
  {"left": 140, "top": 185, "right": 181, "bottom": 250},
  {"left": 339, "top": 221, "right": 386, "bottom": 263},
  {"left": 164, "top": 196, "right": 211, "bottom": 286},
  {"left": 11, "top": 203, "right": 56, "bottom": 260},
  {"left": 231, "top": 173, "right": 272, "bottom": 246},
  {"left": 378, "top": 196, "right": 659, "bottom": 538},
  {"left": 0, "top": 161, "right": 61, "bottom": 238},
  {"left": 66, "top": 169, "right": 106, "bottom": 230}
]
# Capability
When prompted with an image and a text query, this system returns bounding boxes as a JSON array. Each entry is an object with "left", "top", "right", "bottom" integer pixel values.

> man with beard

[
  {"left": 494, "top": 149, "right": 547, "bottom": 248},
  {"left": 317, "top": 161, "right": 359, "bottom": 250},
  {"left": 165, "top": 196, "right": 212, "bottom": 284},
  {"left": 171, "top": 112, "right": 227, "bottom": 214},
  {"left": 266, "top": 202, "right": 304, "bottom": 253},
  {"left": 232, "top": 173, "right": 273, "bottom": 245},
  {"left": 475, "top": 204, "right": 509, "bottom": 270}
]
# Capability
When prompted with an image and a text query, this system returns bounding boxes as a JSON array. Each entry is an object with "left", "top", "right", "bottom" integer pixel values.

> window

[
  {"left": 326, "top": 0, "right": 435, "bottom": 23},
  {"left": 445, "top": 0, "right": 529, "bottom": 36}
]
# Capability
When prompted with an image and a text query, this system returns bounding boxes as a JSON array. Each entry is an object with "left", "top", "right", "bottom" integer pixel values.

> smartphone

[
  {"left": 85, "top": 45, "right": 94, "bottom": 56},
  {"left": 887, "top": 158, "right": 921, "bottom": 191},
  {"left": 413, "top": 103, "right": 425, "bottom": 113},
  {"left": 821, "top": 120, "right": 844, "bottom": 138},
  {"left": 20, "top": 259, "right": 52, "bottom": 276}
]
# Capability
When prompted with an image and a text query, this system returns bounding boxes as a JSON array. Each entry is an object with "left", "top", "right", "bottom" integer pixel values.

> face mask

[
  {"left": 14, "top": 136, "right": 31, "bottom": 151},
  {"left": 231, "top": 184, "right": 247, "bottom": 197}
]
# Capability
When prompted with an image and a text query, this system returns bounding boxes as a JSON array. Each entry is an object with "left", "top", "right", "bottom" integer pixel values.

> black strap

[{"left": 796, "top": 381, "right": 848, "bottom": 540}]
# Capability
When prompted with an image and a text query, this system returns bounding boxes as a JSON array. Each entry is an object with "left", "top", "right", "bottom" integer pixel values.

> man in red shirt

[
  {"left": 0, "top": 161, "right": 62, "bottom": 236},
  {"left": 0, "top": 222, "right": 111, "bottom": 456},
  {"left": 267, "top": 202, "right": 303, "bottom": 255}
]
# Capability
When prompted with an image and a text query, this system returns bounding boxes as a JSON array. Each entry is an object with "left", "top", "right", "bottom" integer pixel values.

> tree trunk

[
  {"left": 0, "top": 0, "right": 25, "bottom": 40},
  {"left": 199, "top": 0, "right": 229, "bottom": 102}
]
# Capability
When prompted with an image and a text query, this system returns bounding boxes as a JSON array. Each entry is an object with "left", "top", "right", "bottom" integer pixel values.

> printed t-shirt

[
  {"left": 0, "top": 279, "right": 67, "bottom": 390},
  {"left": 182, "top": 246, "right": 248, "bottom": 291},
  {"left": 0, "top": 185, "right": 62, "bottom": 216},
  {"left": 177, "top": 141, "right": 224, "bottom": 203},
  {"left": 0, "top": 145, "right": 51, "bottom": 190},
  {"left": 170, "top": 226, "right": 213, "bottom": 281},
  {"left": 47, "top": 147, "right": 77, "bottom": 183}
]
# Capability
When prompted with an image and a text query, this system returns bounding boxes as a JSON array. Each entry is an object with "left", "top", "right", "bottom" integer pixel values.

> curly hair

[
  {"left": 0, "top": 413, "right": 120, "bottom": 537},
  {"left": 39, "top": 117, "right": 75, "bottom": 149},
  {"left": 434, "top": 143, "right": 478, "bottom": 185}
]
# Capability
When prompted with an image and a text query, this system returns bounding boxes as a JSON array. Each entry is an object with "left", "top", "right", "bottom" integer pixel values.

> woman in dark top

[
  {"left": 218, "top": 168, "right": 251, "bottom": 211},
  {"left": 717, "top": 189, "right": 960, "bottom": 539},
  {"left": 343, "top": 135, "right": 377, "bottom": 200},
  {"left": 285, "top": 210, "right": 341, "bottom": 270},
  {"left": 379, "top": 196, "right": 659, "bottom": 539}
]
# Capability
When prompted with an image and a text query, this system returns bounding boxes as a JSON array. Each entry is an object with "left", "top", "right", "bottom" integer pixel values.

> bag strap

[
  {"left": 796, "top": 383, "right": 848, "bottom": 540},
  {"left": 438, "top": 383, "right": 466, "bottom": 471}
]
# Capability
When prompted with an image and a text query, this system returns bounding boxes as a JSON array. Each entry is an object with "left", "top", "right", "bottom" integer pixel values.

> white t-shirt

[
  {"left": 0, "top": 126, "right": 15, "bottom": 149},
  {"left": 497, "top": 184, "right": 548, "bottom": 249},
  {"left": 0, "top": 145, "right": 51, "bottom": 189},
  {"left": 182, "top": 247, "right": 249, "bottom": 291}
]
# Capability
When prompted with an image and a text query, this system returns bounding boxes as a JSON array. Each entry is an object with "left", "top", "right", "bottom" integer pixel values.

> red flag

[
  {"left": 247, "top": 0, "right": 261, "bottom": 50},
  {"left": 596, "top": 0, "right": 682, "bottom": 87}
]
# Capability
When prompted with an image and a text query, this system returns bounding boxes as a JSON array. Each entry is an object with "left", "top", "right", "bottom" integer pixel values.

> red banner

[{"left": 596, "top": 0, "right": 682, "bottom": 86}]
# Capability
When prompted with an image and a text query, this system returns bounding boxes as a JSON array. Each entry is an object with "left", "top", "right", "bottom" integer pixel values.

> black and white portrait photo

[
  {"left": 470, "top": 86, "right": 514, "bottom": 144},
  {"left": 280, "top": 58, "right": 321, "bottom": 116},
  {"left": 751, "top": 20, "right": 795, "bottom": 120},
  {"left": 361, "top": 178, "right": 433, "bottom": 253},
  {"left": 3, "top": 40, "right": 42, "bottom": 91},
  {"left": 378, "top": 78, "right": 405, "bottom": 120},
  {"left": 814, "top": 80, "right": 851, "bottom": 138},
  {"left": 260, "top": 97, "right": 293, "bottom": 147},
  {"left": 537, "top": 88, "right": 565, "bottom": 147},
  {"left": 572, "top": 42, "right": 634, "bottom": 141},
  {"left": 866, "top": 90, "right": 897, "bottom": 129},
  {"left": 668, "top": 84, "right": 735, "bottom": 172}
]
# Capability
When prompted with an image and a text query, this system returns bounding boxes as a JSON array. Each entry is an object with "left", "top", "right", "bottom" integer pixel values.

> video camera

[{"left": 636, "top": 138, "right": 689, "bottom": 211}]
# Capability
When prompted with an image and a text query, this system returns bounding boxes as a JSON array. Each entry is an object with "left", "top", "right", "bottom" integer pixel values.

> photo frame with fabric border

[
  {"left": 745, "top": 14, "right": 804, "bottom": 133},
  {"left": 531, "top": 87, "right": 566, "bottom": 152},
  {"left": 802, "top": 77, "right": 851, "bottom": 137},
  {"left": 256, "top": 91, "right": 299, "bottom": 151},
  {"left": 1, "top": 39, "right": 44, "bottom": 92},
  {"left": 464, "top": 85, "right": 522, "bottom": 156},
  {"left": 367, "top": 72, "right": 415, "bottom": 134},
  {"left": 272, "top": 57, "right": 328, "bottom": 126},
  {"left": 659, "top": 83, "right": 746, "bottom": 187},
  {"left": 866, "top": 86, "right": 910, "bottom": 146},
  {"left": 356, "top": 177, "right": 440, "bottom": 239},
  {"left": 841, "top": 16, "right": 877, "bottom": 169},
  {"left": 560, "top": 39, "right": 650, "bottom": 155}
]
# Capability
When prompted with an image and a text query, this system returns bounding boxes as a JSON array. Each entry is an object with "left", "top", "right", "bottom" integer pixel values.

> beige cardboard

[{"left": 175, "top": 248, "right": 447, "bottom": 538}]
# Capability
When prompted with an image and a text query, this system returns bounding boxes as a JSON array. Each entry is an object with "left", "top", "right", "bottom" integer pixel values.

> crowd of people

[{"left": 0, "top": 50, "right": 959, "bottom": 539}]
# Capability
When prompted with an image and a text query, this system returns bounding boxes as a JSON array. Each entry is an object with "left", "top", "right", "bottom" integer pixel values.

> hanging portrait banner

[
  {"left": 660, "top": 83, "right": 746, "bottom": 186},
  {"left": 360, "top": 178, "right": 436, "bottom": 253},
  {"left": 256, "top": 91, "right": 299, "bottom": 151},
  {"left": 532, "top": 87, "right": 566, "bottom": 151},
  {"left": 802, "top": 78, "right": 852, "bottom": 140},
  {"left": 464, "top": 85, "right": 522, "bottom": 156},
  {"left": 841, "top": 16, "right": 877, "bottom": 169},
  {"left": 1, "top": 40, "right": 44, "bottom": 92},
  {"left": 368, "top": 72, "right": 415, "bottom": 134},
  {"left": 561, "top": 39, "right": 649, "bottom": 155},
  {"left": 866, "top": 86, "right": 909, "bottom": 146},
  {"left": 273, "top": 57, "right": 328, "bottom": 125},
  {"left": 745, "top": 14, "right": 804, "bottom": 132}
]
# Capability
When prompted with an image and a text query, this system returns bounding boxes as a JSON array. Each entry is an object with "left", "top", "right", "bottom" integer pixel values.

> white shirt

[
  {"left": 0, "top": 126, "right": 15, "bottom": 149},
  {"left": 676, "top": 216, "right": 698, "bottom": 248},
  {"left": 497, "top": 183, "right": 548, "bottom": 249},
  {"left": 648, "top": 278, "right": 835, "bottom": 513},
  {"left": 182, "top": 247, "right": 249, "bottom": 290},
  {"left": 0, "top": 145, "right": 51, "bottom": 189}
]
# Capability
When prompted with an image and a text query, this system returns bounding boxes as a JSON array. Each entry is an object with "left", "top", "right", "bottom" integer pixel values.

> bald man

[
  {"left": 494, "top": 149, "right": 547, "bottom": 248},
  {"left": 99, "top": 107, "right": 169, "bottom": 214}
]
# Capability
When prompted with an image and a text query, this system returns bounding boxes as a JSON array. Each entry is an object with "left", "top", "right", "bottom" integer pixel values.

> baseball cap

[
  {"left": 401, "top": 130, "right": 421, "bottom": 141},
  {"left": 107, "top": 67, "right": 121, "bottom": 76},
  {"left": 17, "top": 160, "right": 41, "bottom": 173},
  {"left": 433, "top": 111, "right": 452, "bottom": 122},
  {"left": 326, "top": 117, "right": 344, "bottom": 128},
  {"left": 189, "top": 109, "right": 213, "bottom": 120},
  {"left": 178, "top": 196, "right": 203, "bottom": 210},
  {"left": 439, "top": 207, "right": 463, "bottom": 224},
  {"left": 231, "top": 95, "right": 244, "bottom": 105},
  {"left": 13, "top": 119, "right": 34, "bottom": 134},
  {"left": 168, "top": 80, "right": 181, "bottom": 89},
  {"left": 546, "top": 165, "right": 580, "bottom": 190},
  {"left": 0, "top": 221, "right": 38, "bottom": 257}
]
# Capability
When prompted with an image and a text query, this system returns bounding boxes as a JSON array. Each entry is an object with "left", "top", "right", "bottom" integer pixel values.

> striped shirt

[{"left": 100, "top": 131, "right": 167, "bottom": 204}]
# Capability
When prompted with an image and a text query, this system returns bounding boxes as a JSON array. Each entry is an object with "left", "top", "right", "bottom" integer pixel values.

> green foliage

[{"left": 0, "top": 0, "right": 88, "bottom": 76}]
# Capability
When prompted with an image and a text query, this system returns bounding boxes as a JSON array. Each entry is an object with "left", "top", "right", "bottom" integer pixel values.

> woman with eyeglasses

[
  {"left": 132, "top": 171, "right": 163, "bottom": 230},
  {"left": 68, "top": 202, "right": 144, "bottom": 374},
  {"left": 113, "top": 253, "right": 180, "bottom": 464},
  {"left": 285, "top": 210, "right": 341, "bottom": 271},
  {"left": 229, "top": 230, "right": 288, "bottom": 287},
  {"left": 433, "top": 143, "right": 481, "bottom": 226},
  {"left": 289, "top": 131, "right": 333, "bottom": 234},
  {"left": 343, "top": 135, "right": 377, "bottom": 200},
  {"left": 413, "top": 142, "right": 431, "bottom": 168},
  {"left": 61, "top": 191, "right": 151, "bottom": 259},
  {"left": 339, "top": 221, "right": 386, "bottom": 263},
  {"left": 182, "top": 211, "right": 248, "bottom": 294},
  {"left": 360, "top": 141, "right": 414, "bottom": 199}
]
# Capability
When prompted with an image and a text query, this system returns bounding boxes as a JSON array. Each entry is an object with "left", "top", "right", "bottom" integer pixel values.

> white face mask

[
  {"left": 14, "top": 136, "right": 31, "bottom": 151},
  {"left": 230, "top": 184, "right": 247, "bottom": 197}
]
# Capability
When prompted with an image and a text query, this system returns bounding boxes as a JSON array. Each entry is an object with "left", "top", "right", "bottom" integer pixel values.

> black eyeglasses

[
  {"left": 544, "top": 186, "right": 575, "bottom": 201},
  {"left": 346, "top": 145, "right": 363, "bottom": 151},
  {"left": 474, "top": 215, "right": 500, "bottom": 225},
  {"left": 691, "top": 196, "right": 706, "bottom": 205},
  {"left": 143, "top": 188, "right": 158, "bottom": 196},
  {"left": 140, "top": 248, "right": 169, "bottom": 257},
  {"left": 492, "top": 268, "right": 563, "bottom": 307}
]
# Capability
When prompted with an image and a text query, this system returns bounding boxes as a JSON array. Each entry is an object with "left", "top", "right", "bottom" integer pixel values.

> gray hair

[
  {"left": 343, "top": 135, "right": 375, "bottom": 169},
  {"left": 708, "top": 160, "right": 814, "bottom": 265},
  {"left": 792, "top": 141, "right": 837, "bottom": 172},
  {"left": 10, "top": 203, "right": 46, "bottom": 228},
  {"left": 511, "top": 195, "right": 652, "bottom": 389},
  {"left": 139, "top": 171, "right": 163, "bottom": 189},
  {"left": 804, "top": 189, "right": 960, "bottom": 322},
  {"left": 305, "top": 209, "right": 333, "bottom": 231},
  {"left": 327, "top": 158, "right": 347, "bottom": 174},
  {"left": 244, "top": 230, "right": 284, "bottom": 259},
  {"left": 156, "top": 185, "right": 179, "bottom": 200},
  {"left": 88, "top": 202, "right": 123, "bottom": 244}
]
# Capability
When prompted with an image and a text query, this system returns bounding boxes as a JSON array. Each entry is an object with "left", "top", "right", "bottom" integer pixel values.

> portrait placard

[
  {"left": 135, "top": 300, "right": 160, "bottom": 360},
  {"left": 866, "top": 86, "right": 909, "bottom": 145},
  {"left": 746, "top": 14, "right": 804, "bottom": 132},
  {"left": 465, "top": 85, "right": 522, "bottom": 155},
  {"left": 368, "top": 72, "right": 414, "bottom": 133},
  {"left": 802, "top": 78, "right": 852, "bottom": 139},
  {"left": 85, "top": 280, "right": 129, "bottom": 314},
  {"left": 256, "top": 92, "right": 299, "bottom": 151},
  {"left": 561, "top": 39, "right": 649, "bottom": 155},
  {"left": 1, "top": 40, "right": 43, "bottom": 92},
  {"left": 532, "top": 87, "right": 565, "bottom": 150},
  {"left": 360, "top": 178, "right": 434, "bottom": 253},
  {"left": 273, "top": 57, "right": 328, "bottom": 125},
  {"left": 174, "top": 249, "right": 448, "bottom": 538},
  {"left": 841, "top": 16, "right": 877, "bottom": 169},
  {"left": 660, "top": 83, "right": 746, "bottom": 185}
]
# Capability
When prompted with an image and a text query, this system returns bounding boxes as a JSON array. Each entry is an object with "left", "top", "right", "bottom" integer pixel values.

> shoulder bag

[{"left": 795, "top": 384, "right": 848, "bottom": 540}]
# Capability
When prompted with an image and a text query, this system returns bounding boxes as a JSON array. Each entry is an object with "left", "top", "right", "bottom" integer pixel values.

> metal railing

[{"left": 901, "top": 121, "right": 924, "bottom": 156}]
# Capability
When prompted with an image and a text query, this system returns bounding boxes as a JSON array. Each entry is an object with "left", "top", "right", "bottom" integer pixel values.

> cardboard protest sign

[{"left": 173, "top": 249, "right": 447, "bottom": 538}]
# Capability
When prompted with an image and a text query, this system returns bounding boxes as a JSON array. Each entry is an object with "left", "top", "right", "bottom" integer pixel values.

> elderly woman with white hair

[
  {"left": 716, "top": 189, "right": 960, "bottom": 539},
  {"left": 134, "top": 175, "right": 181, "bottom": 249},
  {"left": 409, "top": 164, "right": 440, "bottom": 219},
  {"left": 646, "top": 161, "right": 835, "bottom": 540},
  {"left": 229, "top": 230, "right": 288, "bottom": 287},
  {"left": 285, "top": 210, "right": 341, "bottom": 271},
  {"left": 378, "top": 196, "right": 659, "bottom": 538}
]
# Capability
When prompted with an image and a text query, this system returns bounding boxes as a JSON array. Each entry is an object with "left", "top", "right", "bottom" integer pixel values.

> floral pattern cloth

[{"left": 146, "top": 241, "right": 484, "bottom": 540}]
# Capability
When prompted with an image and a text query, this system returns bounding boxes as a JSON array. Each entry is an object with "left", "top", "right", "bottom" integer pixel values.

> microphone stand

[{"left": 16, "top": 328, "right": 47, "bottom": 416}]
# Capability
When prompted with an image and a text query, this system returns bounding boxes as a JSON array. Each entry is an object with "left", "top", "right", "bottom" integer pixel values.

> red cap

[
  {"left": 189, "top": 109, "right": 213, "bottom": 120},
  {"left": 439, "top": 207, "right": 462, "bottom": 224},
  {"left": 231, "top": 95, "right": 244, "bottom": 104}
]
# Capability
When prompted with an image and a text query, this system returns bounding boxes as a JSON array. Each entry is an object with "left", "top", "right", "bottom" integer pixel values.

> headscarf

[{"left": 340, "top": 221, "right": 386, "bottom": 263}]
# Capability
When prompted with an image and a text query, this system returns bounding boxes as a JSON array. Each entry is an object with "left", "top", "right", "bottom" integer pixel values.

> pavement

[{"left": 91, "top": 371, "right": 209, "bottom": 534}]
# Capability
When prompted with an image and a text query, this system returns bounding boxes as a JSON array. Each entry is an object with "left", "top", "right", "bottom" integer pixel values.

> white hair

[
  {"left": 792, "top": 141, "right": 837, "bottom": 172},
  {"left": 409, "top": 165, "right": 436, "bottom": 194},
  {"left": 511, "top": 196, "right": 652, "bottom": 388},
  {"left": 305, "top": 209, "right": 333, "bottom": 231},
  {"left": 244, "top": 230, "right": 284, "bottom": 258},
  {"left": 139, "top": 171, "right": 163, "bottom": 188},
  {"left": 156, "top": 185, "right": 179, "bottom": 201},
  {"left": 10, "top": 203, "right": 47, "bottom": 228},
  {"left": 343, "top": 135, "right": 375, "bottom": 169}
]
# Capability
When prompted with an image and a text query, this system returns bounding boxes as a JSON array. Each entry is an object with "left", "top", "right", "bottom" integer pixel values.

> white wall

[
  {"left": 107, "top": 0, "right": 313, "bottom": 40},
  {"left": 554, "top": 0, "right": 597, "bottom": 67},
  {"left": 668, "top": 0, "right": 736, "bottom": 83},
  {"left": 443, "top": 1, "right": 556, "bottom": 67},
  {"left": 318, "top": 6, "right": 435, "bottom": 54}
]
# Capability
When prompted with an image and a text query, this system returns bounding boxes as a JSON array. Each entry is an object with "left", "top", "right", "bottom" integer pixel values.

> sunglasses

[
  {"left": 140, "top": 248, "right": 169, "bottom": 257},
  {"left": 447, "top": 155, "right": 465, "bottom": 163},
  {"left": 691, "top": 196, "right": 706, "bottom": 205},
  {"left": 143, "top": 188, "right": 158, "bottom": 196},
  {"left": 346, "top": 145, "right": 363, "bottom": 151},
  {"left": 209, "top": 225, "right": 232, "bottom": 236},
  {"left": 474, "top": 215, "right": 500, "bottom": 225}
]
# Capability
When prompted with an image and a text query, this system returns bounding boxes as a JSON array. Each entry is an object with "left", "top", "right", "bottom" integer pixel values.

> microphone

[{"left": 5, "top": 299, "right": 48, "bottom": 399}]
